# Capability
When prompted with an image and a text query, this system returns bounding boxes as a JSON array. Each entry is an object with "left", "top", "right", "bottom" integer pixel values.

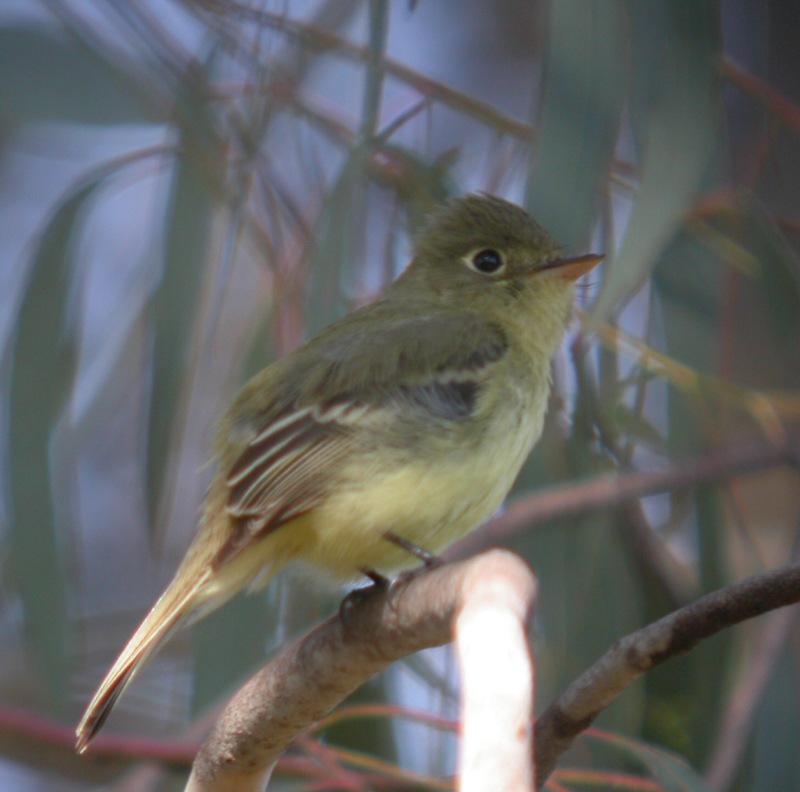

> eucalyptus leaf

[
  {"left": 639, "top": 745, "right": 714, "bottom": 792},
  {"left": 613, "top": 403, "right": 665, "bottom": 448},
  {"left": 736, "top": 192, "right": 800, "bottom": 342},
  {"left": 752, "top": 648, "right": 800, "bottom": 792},
  {"left": 191, "top": 590, "right": 277, "bottom": 714},
  {"left": 145, "top": 154, "right": 215, "bottom": 532},
  {"left": 0, "top": 26, "right": 160, "bottom": 126},
  {"left": 7, "top": 180, "right": 102, "bottom": 704},
  {"left": 305, "top": 153, "right": 369, "bottom": 335},
  {"left": 512, "top": 423, "right": 645, "bottom": 735},
  {"left": 590, "top": 1, "right": 720, "bottom": 322},
  {"left": 526, "top": 0, "right": 627, "bottom": 251},
  {"left": 593, "top": 732, "right": 713, "bottom": 792}
]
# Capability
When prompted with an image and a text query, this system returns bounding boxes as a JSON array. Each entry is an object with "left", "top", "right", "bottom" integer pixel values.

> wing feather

[{"left": 215, "top": 309, "right": 509, "bottom": 569}]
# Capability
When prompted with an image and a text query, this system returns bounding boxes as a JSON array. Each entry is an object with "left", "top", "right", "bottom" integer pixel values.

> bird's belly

[{"left": 300, "top": 400, "right": 543, "bottom": 579}]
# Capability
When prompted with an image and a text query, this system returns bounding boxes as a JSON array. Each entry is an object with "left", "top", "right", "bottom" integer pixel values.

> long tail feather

[{"left": 75, "top": 571, "right": 210, "bottom": 753}]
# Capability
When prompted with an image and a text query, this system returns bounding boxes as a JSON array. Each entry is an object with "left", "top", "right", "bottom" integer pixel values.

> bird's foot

[{"left": 339, "top": 568, "right": 390, "bottom": 625}]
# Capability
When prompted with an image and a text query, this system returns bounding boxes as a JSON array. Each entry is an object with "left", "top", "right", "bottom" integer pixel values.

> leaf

[
  {"left": 736, "top": 192, "right": 800, "bottom": 341},
  {"left": 191, "top": 590, "right": 278, "bottom": 714},
  {"left": 6, "top": 180, "right": 101, "bottom": 704},
  {"left": 369, "top": 144, "right": 456, "bottom": 231},
  {"left": 512, "top": 429, "right": 645, "bottom": 736},
  {"left": 585, "top": 731, "right": 713, "bottom": 792},
  {"left": 525, "top": 0, "right": 627, "bottom": 251},
  {"left": 613, "top": 403, "right": 665, "bottom": 448},
  {"left": 145, "top": 153, "right": 215, "bottom": 532},
  {"left": 0, "top": 26, "right": 160, "bottom": 125},
  {"left": 752, "top": 648, "right": 800, "bottom": 791},
  {"left": 305, "top": 153, "right": 369, "bottom": 335},
  {"left": 590, "top": 2, "right": 721, "bottom": 322},
  {"left": 636, "top": 744, "right": 714, "bottom": 792}
]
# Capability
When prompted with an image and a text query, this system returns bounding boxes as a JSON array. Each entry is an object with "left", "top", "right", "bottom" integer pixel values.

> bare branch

[
  {"left": 448, "top": 435, "right": 798, "bottom": 562},
  {"left": 195, "top": 0, "right": 536, "bottom": 141},
  {"left": 534, "top": 562, "right": 800, "bottom": 789},
  {"left": 184, "top": 550, "right": 537, "bottom": 792}
]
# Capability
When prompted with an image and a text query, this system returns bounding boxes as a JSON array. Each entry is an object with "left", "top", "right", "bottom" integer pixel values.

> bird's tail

[{"left": 75, "top": 568, "right": 211, "bottom": 753}]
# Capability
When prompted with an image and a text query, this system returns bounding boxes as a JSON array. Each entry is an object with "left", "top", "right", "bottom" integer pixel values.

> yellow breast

[{"left": 296, "top": 378, "right": 548, "bottom": 579}]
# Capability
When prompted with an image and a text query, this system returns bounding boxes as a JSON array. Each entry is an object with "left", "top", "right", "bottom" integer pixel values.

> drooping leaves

[
  {"left": 7, "top": 181, "right": 99, "bottom": 703},
  {"left": 591, "top": 1, "right": 721, "bottom": 321},
  {"left": 0, "top": 26, "right": 160, "bottom": 126},
  {"left": 526, "top": 0, "right": 627, "bottom": 251}
]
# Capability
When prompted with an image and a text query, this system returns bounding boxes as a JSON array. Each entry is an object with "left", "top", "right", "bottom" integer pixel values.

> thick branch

[
  {"left": 534, "top": 563, "right": 800, "bottom": 789},
  {"left": 185, "top": 550, "right": 537, "bottom": 792}
]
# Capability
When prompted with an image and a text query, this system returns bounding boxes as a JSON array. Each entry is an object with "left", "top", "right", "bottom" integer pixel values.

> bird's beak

[{"left": 535, "top": 253, "right": 604, "bottom": 280}]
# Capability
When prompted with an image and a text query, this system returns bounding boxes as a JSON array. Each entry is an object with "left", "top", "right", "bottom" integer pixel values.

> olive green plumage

[{"left": 76, "top": 193, "right": 601, "bottom": 751}]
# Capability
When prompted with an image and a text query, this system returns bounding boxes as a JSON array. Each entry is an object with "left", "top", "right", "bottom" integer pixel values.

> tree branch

[
  {"left": 448, "top": 434, "right": 798, "bottom": 562},
  {"left": 184, "top": 550, "right": 537, "bottom": 792},
  {"left": 5, "top": 548, "right": 800, "bottom": 791},
  {"left": 533, "top": 562, "right": 800, "bottom": 788}
]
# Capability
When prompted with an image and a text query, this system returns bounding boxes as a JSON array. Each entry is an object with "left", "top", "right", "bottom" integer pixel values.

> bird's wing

[
  {"left": 218, "top": 403, "right": 359, "bottom": 565},
  {"left": 215, "top": 307, "right": 508, "bottom": 566}
]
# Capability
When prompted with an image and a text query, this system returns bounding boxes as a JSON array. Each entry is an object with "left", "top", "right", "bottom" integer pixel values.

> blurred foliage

[{"left": 1, "top": 1, "right": 800, "bottom": 791}]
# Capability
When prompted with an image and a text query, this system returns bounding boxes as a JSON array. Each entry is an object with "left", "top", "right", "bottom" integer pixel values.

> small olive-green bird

[{"left": 76, "top": 193, "right": 601, "bottom": 750}]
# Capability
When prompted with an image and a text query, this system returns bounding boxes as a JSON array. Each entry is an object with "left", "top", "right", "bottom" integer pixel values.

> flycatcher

[{"left": 76, "top": 193, "right": 601, "bottom": 750}]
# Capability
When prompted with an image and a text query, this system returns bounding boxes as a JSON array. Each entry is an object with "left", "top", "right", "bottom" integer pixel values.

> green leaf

[
  {"left": 191, "top": 590, "right": 278, "bottom": 714},
  {"left": 370, "top": 144, "right": 456, "bottom": 231},
  {"left": 613, "top": 403, "right": 665, "bottom": 448},
  {"left": 145, "top": 153, "right": 215, "bottom": 532},
  {"left": 7, "top": 181, "right": 101, "bottom": 704},
  {"left": 590, "top": 1, "right": 721, "bottom": 322},
  {"left": 637, "top": 744, "right": 714, "bottom": 792},
  {"left": 587, "top": 731, "right": 713, "bottom": 792},
  {"left": 526, "top": 0, "right": 627, "bottom": 251},
  {"left": 579, "top": 728, "right": 710, "bottom": 792},
  {"left": 752, "top": 647, "right": 800, "bottom": 791},
  {"left": 512, "top": 433, "right": 645, "bottom": 735},
  {"left": 737, "top": 193, "right": 800, "bottom": 342},
  {"left": 0, "top": 26, "right": 160, "bottom": 125},
  {"left": 305, "top": 153, "right": 369, "bottom": 335}
]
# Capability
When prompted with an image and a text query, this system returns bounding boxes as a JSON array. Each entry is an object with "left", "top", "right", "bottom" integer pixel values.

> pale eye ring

[{"left": 465, "top": 248, "right": 506, "bottom": 275}]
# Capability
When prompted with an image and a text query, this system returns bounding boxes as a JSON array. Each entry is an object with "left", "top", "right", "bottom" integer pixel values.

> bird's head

[{"left": 394, "top": 193, "right": 602, "bottom": 351}]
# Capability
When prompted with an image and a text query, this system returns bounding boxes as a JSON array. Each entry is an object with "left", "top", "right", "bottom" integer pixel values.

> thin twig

[
  {"left": 197, "top": 1, "right": 537, "bottom": 140},
  {"left": 447, "top": 434, "right": 798, "bottom": 562},
  {"left": 534, "top": 562, "right": 800, "bottom": 788},
  {"left": 722, "top": 56, "right": 800, "bottom": 132}
]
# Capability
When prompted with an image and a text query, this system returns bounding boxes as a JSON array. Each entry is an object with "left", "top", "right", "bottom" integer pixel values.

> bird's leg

[
  {"left": 339, "top": 535, "right": 444, "bottom": 626},
  {"left": 383, "top": 531, "right": 444, "bottom": 569},
  {"left": 362, "top": 568, "right": 391, "bottom": 587},
  {"left": 338, "top": 568, "right": 390, "bottom": 623}
]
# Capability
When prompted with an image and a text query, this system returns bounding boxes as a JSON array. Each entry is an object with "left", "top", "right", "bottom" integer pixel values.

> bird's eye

[{"left": 468, "top": 249, "right": 505, "bottom": 275}]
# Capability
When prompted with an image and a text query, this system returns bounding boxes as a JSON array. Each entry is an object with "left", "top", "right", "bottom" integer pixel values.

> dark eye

[{"left": 471, "top": 249, "right": 504, "bottom": 274}]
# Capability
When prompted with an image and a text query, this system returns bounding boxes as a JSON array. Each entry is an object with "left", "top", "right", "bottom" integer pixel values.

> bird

[{"left": 76, "top": 193, "right": 601, "bottom": 751}]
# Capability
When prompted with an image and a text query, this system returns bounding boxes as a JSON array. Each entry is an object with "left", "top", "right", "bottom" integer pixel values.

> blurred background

[{"left": 1, "top": 0, "right": 799, "bottom": 790}]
